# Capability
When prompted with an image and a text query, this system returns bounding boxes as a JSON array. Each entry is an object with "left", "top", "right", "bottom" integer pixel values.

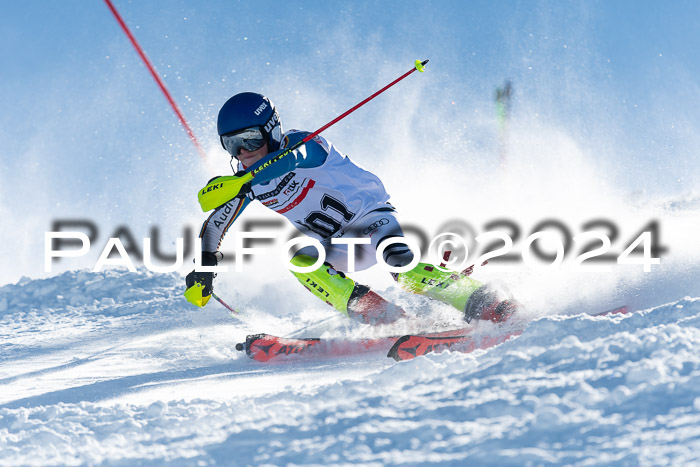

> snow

[
  {"left": 3, "top": 3, "right": 700, "bottom": 464},
  {"left": 1, "top": 269, "right": 699, "bottom": 465}
]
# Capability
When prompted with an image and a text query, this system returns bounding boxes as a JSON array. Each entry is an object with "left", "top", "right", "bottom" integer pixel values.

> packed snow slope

[{"left": 1, "top": 269, "right": 699, "bottom": 465}]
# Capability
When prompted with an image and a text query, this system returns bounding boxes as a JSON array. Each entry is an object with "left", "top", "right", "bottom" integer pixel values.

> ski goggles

[{"left": 220, "top": 127, "right": 266, "bottom": 158}]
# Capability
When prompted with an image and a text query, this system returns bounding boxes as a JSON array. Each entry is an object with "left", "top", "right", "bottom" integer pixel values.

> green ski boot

[
  {"left": 397, "top": 263, "right": 517, "bottom": 323},
  {"left": 289, "top": 255, "right": 405, "bottom": 325}
]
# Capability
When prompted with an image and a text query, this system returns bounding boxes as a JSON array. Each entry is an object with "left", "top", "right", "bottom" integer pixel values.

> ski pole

[
  {"left": 212, "top": 292, "right": 238, "bottom": 315},
  {"left": 252, "top": 59, "right": 430, "bottom": 179},
  {"left": 199, "top": 59, "right": 429, "bottom": 211}
]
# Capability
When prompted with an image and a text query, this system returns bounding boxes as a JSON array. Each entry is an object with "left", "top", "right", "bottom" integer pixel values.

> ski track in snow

[{"left": 1, "top": 269, "right": 699, "bottom": 466}]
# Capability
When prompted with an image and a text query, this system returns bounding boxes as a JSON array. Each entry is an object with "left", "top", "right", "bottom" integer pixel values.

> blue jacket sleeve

[{"left": 246, "top": 132, "right": 328, "bottom": 185}]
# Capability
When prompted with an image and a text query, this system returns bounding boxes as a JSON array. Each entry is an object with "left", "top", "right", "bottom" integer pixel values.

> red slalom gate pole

[{"left": 104, "top": 0, "right": 207, "bottom": 161}]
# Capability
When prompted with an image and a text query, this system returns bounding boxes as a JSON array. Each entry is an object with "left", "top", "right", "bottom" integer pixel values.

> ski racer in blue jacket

[{"left": 185, "top": 92, "right": 516, "bottom": 324}]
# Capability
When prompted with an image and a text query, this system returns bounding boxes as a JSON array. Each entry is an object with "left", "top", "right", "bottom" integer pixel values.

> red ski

[
  {"left": 237, "top": 306, "right": 630, "bottom": 363},
  {"left": 387, "top": 305, "right": 629, "bottom": 361},
  {"left": 387, "top": 328, "right": 523, "bottom": 361},
  {"left": 236, "top": 332, "right": 399, "bottom": 362}
]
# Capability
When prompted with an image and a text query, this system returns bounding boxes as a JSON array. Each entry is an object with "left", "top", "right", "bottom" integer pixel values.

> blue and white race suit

[{"left": 200, "top": 130, "right": 412, "bottom": 271}]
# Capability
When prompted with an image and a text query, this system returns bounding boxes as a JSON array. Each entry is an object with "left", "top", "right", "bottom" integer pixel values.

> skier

[{"left": 185, "top": 92, "right": 517, "bottom": 324}]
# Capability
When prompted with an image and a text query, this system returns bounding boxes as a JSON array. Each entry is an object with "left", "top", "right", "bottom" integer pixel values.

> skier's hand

[
  {"left": 183, "top": 251, "right": 219, "bottom": 307},
  {"left": 198, "top": 173, "right": 253, "bottom": 211},
  {"left": 185, "top": 269, "right": 214, "bottom": 295},
  {"left": 222, "top": 171, "right": 253, "bottom": 199}
]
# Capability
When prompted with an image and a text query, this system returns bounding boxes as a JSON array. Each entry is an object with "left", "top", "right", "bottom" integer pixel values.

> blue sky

[
  {"left": 3, "top": 1, "right": 698, "bottom": 179},
  {"left": 1, "top": 1, "right": 699, "bottom": 284}
]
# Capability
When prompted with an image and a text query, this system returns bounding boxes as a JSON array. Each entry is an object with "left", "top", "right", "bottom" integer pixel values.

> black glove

[{"left": 185, "top": 251, "right": 219, "bottom": 299}]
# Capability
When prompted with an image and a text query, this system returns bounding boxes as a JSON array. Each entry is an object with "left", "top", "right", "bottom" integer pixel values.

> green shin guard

[
  {"left": 289, "top": 255, "right": 357, "bottom": 315},
  {"left": 397, "top": 263, "right": 483, "bottom": 313}
]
